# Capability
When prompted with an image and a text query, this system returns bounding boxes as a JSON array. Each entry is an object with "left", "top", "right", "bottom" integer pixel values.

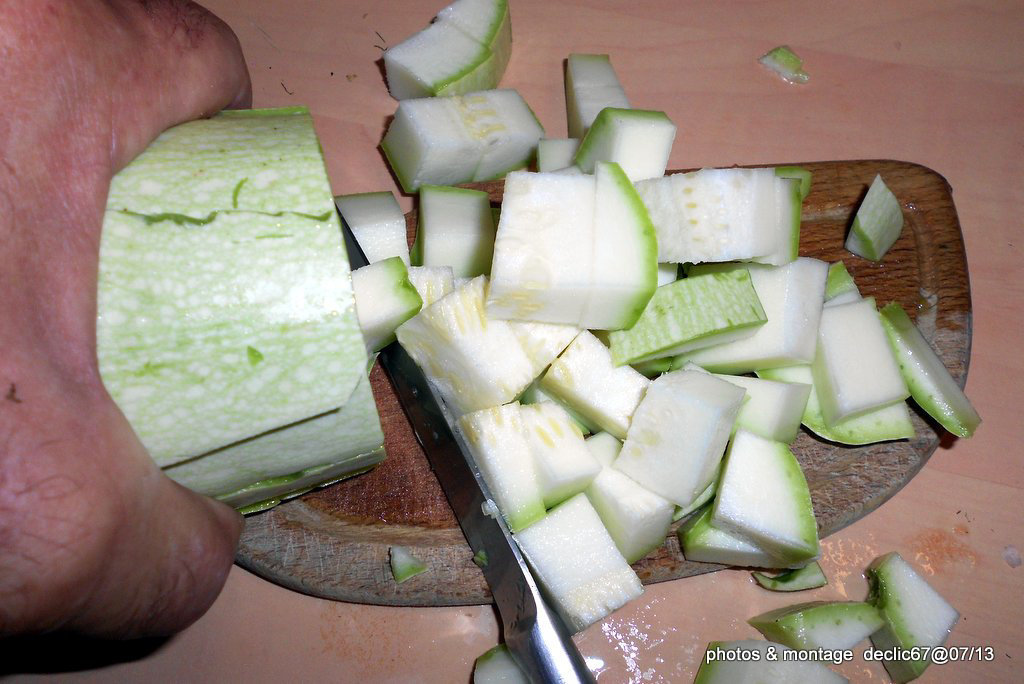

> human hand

[{"left": 0, "top": 0, "right": 251, "bottom": 637}]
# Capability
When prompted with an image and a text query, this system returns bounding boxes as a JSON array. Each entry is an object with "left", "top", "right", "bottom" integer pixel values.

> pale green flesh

[
  {"left": 678, "top": 259, "right": 828, "bottom": 373},
  {"left": 751, "top": 176, "right": 802, "bottom": 266},
  {"left": 381, "top": 90, "right": 543, "bottom": 193},
  {"left": 749, "top": 601, "right": 884, "bottom": 651},
  {"left": 167, "top": 373, "right": 384, "bottom": 506},
  {"left": 812, "top": 297, "right": 910, "bottom": 425},
  {"left": 98, "top": 108, "right": 380, "bottom": 477},
  {"left": 383, "top": 20, "right": 497, "bottom": 100},
  {"left": 694, "top": 640, "right": 848, "bottom": 684},
  {"left": 712, "top": 430, "right": 819, "bottom": 565},
  {"left": 513, "top": 494, "right": 643, "bottom": 633},
  {"left": 672, "top": 478, "right": 716, "bottom": 522},
  {"left": 573, "top": 108, "right": 676, "bottom": 182},
  {"left": 396, "top": 277, "right": 540, "bottom": 416},
  {"left": 679, "top": 506, "right": 791, "bottom": 568},
  {"left": 752, "top": 561, "right": 827, "bottom": 591},
  {"left": 584, "top": 431, "right": 622, "bottom": 467},
  {"left": 334, "top": 191, "right": 410, "bottom": 265},
  {"left": 414, "top": 185, "right": 495, "bottom": 278},
  {"left": 390, "top": 546, "right": 428, "bottom": 583},
  {"left": 459, "top": 404, "right": 546, "bottom": 533},
  {"left": 519, "top": 380, "right": 597, "bottom": 435},
  {"left": 713, "top": 373, "right": 811, "bottom": 444},
  {"left": 407, "top": 265, "right": 455, "bottom": 307},
  {"left": 586, "top": 465, "right": 674, "bottom": 563},
  {"left": 879, "top": 303, "right": 981, "bottom": 437},
  {"left": 608, "top": 270, "right": 767, "bottom": 366},
  {"left": 565, "top": 53, "right": 630, "bottom": 139},
  {"left": 867, "top": 552, "right": 960, "bottom": 683},
  {"left": 540, "top": 332, "right": 650, "bottom": 440},
  {"left": 846, "top": 174, "right": 903, "bottom": 261},
  {"left": 615, "top": 370, "right": 745, "bottom": 508},
  {"left": 352, "top": 257, "right": 423, "bottom": 352},
  {"left": 757, "top": 364, "right": 915, "bottom": 445},
  {"left": 473, "top": 644, "right": 528, "bottom": 684},
  {"left": 537, "top": 138, "right": 581, "bottom": 172},
  {"left": 519, "top": 403, "right": 600, "bottom": 509},
  {"left": 759, "top": 46, "right": 810, "bottom": 84},
  {"left": 825, "top": 261, "right": 859, "bottom": 300}
]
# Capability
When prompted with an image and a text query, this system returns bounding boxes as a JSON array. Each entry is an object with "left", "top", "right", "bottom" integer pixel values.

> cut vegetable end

[
  {"left": 759, "top": 45, "right": 810, "bottom": 84},
  {"left": 752, "top": 561, "right": 828, "bottom": 591},
  {"left": 390, "top": 546, "right": 428, "bottom": 583},
  {"left": 846, "top": 174, "right": 904, "bottom": 261}
]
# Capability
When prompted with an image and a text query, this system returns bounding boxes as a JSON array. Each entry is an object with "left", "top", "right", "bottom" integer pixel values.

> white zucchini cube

[
  {"left": 351, "top": 257, "right": 423, "bottom": 352},
  {"left": 459, "top": 403, "right": 545, "bottom": 533},
  {"left": 437, "top": 0, "right": 512, "bottom": 80},
  {"left": 812, "top": 297, "right": 909, "bottom": 425},
  {"left": 334, "top": 191, "right": 410, "bottom": 265},
  {"left": 395, "top": 276, "right": 538, "bottom": 415},
  {"left": 414, "top": 185, "right": 495, "bottom": 278},
  {"left": 680, "top": 258, "right": 829, "bottom": 373},
  {"left": 712, "top": 373, "right": 811, "bottom": 444},
  {"left": 514, "top": 494, "right": 643, "bottom": 633},
  {"left": 536, "top": 137, "right": 581, "bottom": 172},
  {"left": 635, "top": 167, "right": 777, "bottom": 263},
  {"left": 574, "top": 108, "right": 676, "bottom": 182},
  {"left": 867, "top": 552, "right": 960, "bottom": 683},
  {"left": 540, "top": 332, "right": 650, "bottom": 439},
  {"left": 565, "top": 53, "right": 630, "bottom": 139},
  {"left": 584, "top": 432, "right": 622, "bottom": 467},
  {"left": 712, "top": 429, "right": 819, "bottom": 565},
  {"left": 586, "top": 466, "right": 674, "bottom": 563},
  {"left": 520, "top": 403, "right": 600, "bottom": 508},
  {"left": 614, "top": 370, "right": 745, "bottom": 508},
  {"left": 846, "top": 174, "right": 904, "bottom": 262}
]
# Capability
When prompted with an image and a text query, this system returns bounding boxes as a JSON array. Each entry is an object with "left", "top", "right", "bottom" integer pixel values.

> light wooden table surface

[{"left": 17, "top": 1, "right": 1023, "bottom": 682}]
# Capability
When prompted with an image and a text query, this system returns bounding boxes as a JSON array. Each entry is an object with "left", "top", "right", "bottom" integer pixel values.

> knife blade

[{"left": 339, "top": 210, "right": 595, "bottom": 684}]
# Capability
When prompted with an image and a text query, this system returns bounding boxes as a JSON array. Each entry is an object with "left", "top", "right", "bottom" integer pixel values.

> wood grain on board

[{"left": 236, "top": 159, "right": 971, "bottom": 606}]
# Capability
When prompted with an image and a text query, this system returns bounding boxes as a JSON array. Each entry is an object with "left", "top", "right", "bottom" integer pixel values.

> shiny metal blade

[{"left": 340, "top": 211, "right": 594, "bottom": 684}]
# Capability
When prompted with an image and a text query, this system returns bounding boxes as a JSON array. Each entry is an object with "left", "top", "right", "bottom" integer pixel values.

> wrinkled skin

[{"left": 0, "top": 0, "right": 251, "bottom": 637}]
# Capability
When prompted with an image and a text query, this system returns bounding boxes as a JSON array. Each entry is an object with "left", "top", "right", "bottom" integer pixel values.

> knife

[{"left": 340, "top": 211, "right": 595, "bottom": 684}]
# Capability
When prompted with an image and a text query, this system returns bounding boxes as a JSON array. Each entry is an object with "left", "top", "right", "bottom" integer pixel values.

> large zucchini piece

[{"left": 97, "top": 107, "right": 385, "bottom": 509}]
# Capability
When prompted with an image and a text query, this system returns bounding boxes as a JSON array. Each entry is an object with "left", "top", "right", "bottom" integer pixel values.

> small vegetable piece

[
  {"left": 473, "top": 644, "right": 528, "bottom": 683},
  {"left": 514, "top": 494, "right": 643, "bottom": 633},
  {"left": 335, "top": 191, "right": 410, "bottom": 265},
  {"left": 672, "top": 478, "right": 716, "bottom": 522},
  {"left": 824, "top": 260, "right": 860, "bottom": 302},
  {"left": 390, "top": 546, "right": 428, "bottom": 583},
  {"left": 775, "top": 165, "right": 813, "bottom": 201},
  {"left": 540, "top": 331, "right": 650, "bottom": 439},
  {"left": 758, "top": 364, "right": 915, "bottom": 445},
  {"left": 635, "top": 167, "right": 780, "bottom": 264},
  {"left": 712, "top": 430, "right": 820, "bottom": 565},
  {"left": 759, "top": 45, "right": 810, "bottom": 84},
  {"left": 381, "top": 89, "right": 544, "bottom": 192},
  {"left": 879, "top": 302, "right": 981, "bottom": 437},
  {"left": 573, "top": 108, "right": 677, "bottom": 182},
  {"left": 748, "top": 601, "right": 885, "bottom": 650},
  {"left": 585, "top": 462, "right": 674, "bottom": 564},
  {"left": 351, "top": 257, "right": 423, "bottom": 352},
  {"left": 752, "top": 561, "right": 828, "bottom": 591},
  {"left": 679, "top": 506, "right": 790, "bottom": 568},
  {"left": 812, "top": 297, "right": 910, "bottom": 425},
  {"left": 867, "top": 552, "right": 960, "bottom": 683},
  {"left": 565, "top": 53, "right": 630, "bottom": 139},
  {"left": 583, "top": 431, "right": 622, "bottom": 467},
  {"left": 846, "top": 174, "right": 904, "bottom": 261},
  {"left": 383, "top": 0, "right": 511, "bottom": 100},
  {"left": 459, "top": 403, "right": 546, "bottom": 533},
  {"left": 407, "top": 265, "right": 455, "bottom": 306},
  {"left": 519, "top": 402, "right": 601, "bottom": 508},
  {"left": 679, "top": 258, "right": 829, "bottom": 373},
  {"left": 615, "top": 370, "right": 745, "bottom": 508},
  {"left": 751, "top": 175, "right": 802, "bottom": 266},
  {"left": 413, "top": 185, "right": 495, "bottom": 278},
  {"left": 712, "top": 372, "right": 811, "bottom": 444},
  {"left": 694, "top": 640, "right": 847, "bottom": 683},
  {"left": 486, "top": 164, "right": 658, "bottom": 330},
  {"left": 536, "top": 137, "right": 581, "bottom": 172},
  {"left": 608, "top": 270, "right": 767, "bottom": 366}
]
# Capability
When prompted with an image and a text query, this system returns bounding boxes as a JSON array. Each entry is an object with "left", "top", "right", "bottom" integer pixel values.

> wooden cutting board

[{"left": 235, "top": 160, "right": 972, "bottom": 606}]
